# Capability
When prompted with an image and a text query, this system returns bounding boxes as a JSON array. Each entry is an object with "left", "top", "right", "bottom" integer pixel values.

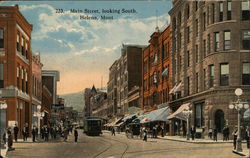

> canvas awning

[
  {"left": 162, "top": 68, "right": 169, "bottom": 77},
  {"left": 173, "top": 82, "right": 182, "bottom": 93},
  {"left": 114, "top": 121, "right": 125, "bottom": 127},
  {"left": 169, "top": 84, "right": 177, "bottom": 94},
  {"left": 122, "top": 114, "right": 137, "bottom": 122},
  {"left": 167, "top": 103, "right": 191, "bottom": 120},
  {"left": 140, "top": 107, "right": 171, "bottom": 123}
]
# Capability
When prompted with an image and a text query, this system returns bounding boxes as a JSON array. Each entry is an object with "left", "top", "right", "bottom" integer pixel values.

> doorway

[{"left": 214, "top": 109, "right": 225, "bottom": 133}]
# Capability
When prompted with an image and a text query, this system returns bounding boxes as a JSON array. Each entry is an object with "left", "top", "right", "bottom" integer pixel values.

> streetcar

[{"left": 84, "top": 117, "right": 102, "bottom": 136}]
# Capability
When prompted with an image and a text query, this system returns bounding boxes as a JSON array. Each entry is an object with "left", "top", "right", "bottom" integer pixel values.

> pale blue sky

[{"left": 1, "top": 1, "right": 172, "bottom": 94}]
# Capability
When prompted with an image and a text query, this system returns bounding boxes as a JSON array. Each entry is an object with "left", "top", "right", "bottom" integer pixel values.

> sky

[{"left": 1, "top": 1, "right": 172, "bottom": 95}]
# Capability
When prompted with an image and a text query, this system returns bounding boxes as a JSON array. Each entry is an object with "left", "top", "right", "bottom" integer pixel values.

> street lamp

[
  {"left": 229, "top": 88, "right": 249, "bottom": 152},
  {"left": 0, "top": 100, "right": 7, "bottom": 157},
  {"left": 33, "top": 105, "right": 45, "bottom": 134},
  {"left": 183, "top": 107, "right": 192, "bottom": 140}
]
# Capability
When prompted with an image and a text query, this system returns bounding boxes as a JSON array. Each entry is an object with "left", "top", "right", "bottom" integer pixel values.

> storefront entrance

[{"left": 214, "top": 109, "right": 225, "bottom": 133}]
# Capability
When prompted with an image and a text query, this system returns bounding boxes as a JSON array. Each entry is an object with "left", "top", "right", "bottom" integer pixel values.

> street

[{"left": 6, "top": 130, "right": 244, "bottom": 158}]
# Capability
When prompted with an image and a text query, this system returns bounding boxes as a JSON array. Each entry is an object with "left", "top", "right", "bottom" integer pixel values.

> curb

[
  {"left": 157, "top": 137, "right": 234, "bottom": 144},
  {"left": 232, "top": 150, "right": 247, "bottom": 156}
]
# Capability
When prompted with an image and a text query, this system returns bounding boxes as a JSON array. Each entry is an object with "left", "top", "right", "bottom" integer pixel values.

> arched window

[
  {"left": 178, "top": 12, "right": 182, "bottom": 26},
  {"left": 172, "top": 17, "right": 176, "bottom": 31},
  {"left": 0, "top": 28, "right": 4, "bottom": 48}
]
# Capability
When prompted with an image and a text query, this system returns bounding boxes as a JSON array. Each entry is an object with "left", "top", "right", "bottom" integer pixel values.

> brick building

[
  {"left": 108, "top": 44, "right": 145, "bottom": 117},
  {"left": 31, "top": 52, "right": 43, "bottom": 128},
  {"left": 0, "top": 5, "right": 33, "bottom": 135},
  {"left": 142, "top": 25, "right": 172, "bottom": 112},
  {"left": 84, "top": 85, "right": 97, "bottom": 117},
  {"left": 42, "top": 85, "right": 52, "bottom": 126},
  {"left": 168, "top": 0, "right": 250, "bottom": 137}
]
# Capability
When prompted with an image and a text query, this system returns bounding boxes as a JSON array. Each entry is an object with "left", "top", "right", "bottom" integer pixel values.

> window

[
  {"left": 224, "top": 31, "right": 231, "bottom": 50},
  {"left": 173, "top": 17, "right": 176, "bottom": 31},
  {"left": 195, "top": 45, "right": 198, "bottom": 63},
  {"left": 212, "top": 4, "right": 215, "bottom": 23},
  {"left": 153, "top": 71, "right": 157, "bottom": 84},
  {"left": 242, "top": 1, "right": 250, "bottom": 20},
  {"left": 179, "top": 55, "right": 182, "bottom": 71},
  {"left": 195, "top": 103, "right": 204, "bottom": 128},
  {"left": 154, "top": 53, "right": 158, "bottom": 63},
  {"left": 219, "top": 2, "right": 223, "bottom": 22},
  {"left": 187, "top": 51, "right": 190, "bottom": 67},
  {"left": 207, "top": 6, "right": 210, "bottom": 25},
  {"left": 187, "top": 27, "right": 190, "bottom": 43},
  {"left": 220, "top": 63, "right": 229, "bottom": 86},
  {"left": 195, "top": 19, "right": 198, "bottom": 37},
  {"left": 17, "top": 34, "right": 20, "bottom": 51},
  {"left": 0, "top": 63, "right": 3, "bottom": 88},
  {"left": 186, "top": 5, "right": 190, "bottom": 19},
  {"left": 242, "top": 63, "right": 250, "bottom": 85},
  {"left": 209, "top": 65, "right": 214, "bottom": 87},
  {"left": 227, "top": 1, "right": 232, "bottom": 20},
  {"left": 25, "top": 43, "right": 28, "bottom": 59},
  {"left": 215, "top": 32, "right": 219, "bottom": 52},
  {"left": 17, "top": 67, "right": 19, "bottom": 89},
  {"left": 203, "top": 12, "right": 206, "bottom": 31},
  {"left": 242, "top": 30, "right": 250, "bottom": 50},
  {"left": 178, "top": 32, "right": 182, "bottom": 50},
  {"left": 178, "top": 12, "right": 182, "bottom": 26},
  {"left": 21, "top": 37, "right": 24, "bottom": 55},
  {"left": 26, "top": 71, "right": 28, "bottom": 94},
  {"left": 196, "top": 72, "right": 199, "bottom": 93},
  {"left": 143, "top": 61, "right": 147, "bottom": 74},
  {"left": 173, "top": 37, "right": 176, "bottom": 53},
  {"left": 187, "top": 76, "right": 190, "bottom": 96},
  {"left": 208, "top": 34, "right": 211, "bottom": 54},
  {"left": 203, "top": 40, "right": 206, "bottom": 57},
  {"left": 0, "top": 29, "right": 3, "bottom": 48},
  {"left": 203, "top": 69, "right": 206, "bottom": 90},
  {"left": 195, "top": 1, "right": 198, "bottom": 11}
]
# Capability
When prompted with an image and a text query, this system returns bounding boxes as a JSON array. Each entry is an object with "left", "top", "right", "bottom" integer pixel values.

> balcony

[{"left": 0, "top": 86, "right": 30, "bottom": 101}]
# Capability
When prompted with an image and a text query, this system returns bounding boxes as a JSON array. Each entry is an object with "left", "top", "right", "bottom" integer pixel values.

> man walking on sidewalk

[
  {"left": 32, "top": 126, "right": 36, "bottom": 142},
  {"left": 74, "top": 128, "right": 78, "bottom": 142},
  {"left": 13, "top": 124, "right": 19, "bottom": 142}
]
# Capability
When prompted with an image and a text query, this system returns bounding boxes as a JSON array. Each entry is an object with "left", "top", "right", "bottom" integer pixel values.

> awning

[
  {"left": 140, "top": 107, "right": 171, "bottom": 123},
  {"left": 162, "top": 68, "right": 169, "bottom": 77},
  {"left": 169, "top": 84, "right": 177, "bottom": 94},
  {"left": 122, "top": 114, "right": 137, "bottom": 122},
  {"left": 114, "top": 121, "right": 125, "bottom": 127},
  {"left": 167, "top": 103, "right": 191, "bottom": 120},
  {"left": 109, "top": 117, "right": 123, "bottom": 127},
  {"left": 173, "top": 82, "right": 182, "bottom": 93}
]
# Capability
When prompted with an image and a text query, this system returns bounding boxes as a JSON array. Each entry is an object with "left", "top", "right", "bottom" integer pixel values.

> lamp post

[
  {"left": 0, "top": 100, "right": 7, "bottom": 158},
  {"left": 183, "top": 107, "right": 192, "bottom": 140},
  {"left": 229, "top": 88, "right": 249, "bottom": 152},
  {"left": 33, "top": 105, "right": 44, "bottom": 135}
]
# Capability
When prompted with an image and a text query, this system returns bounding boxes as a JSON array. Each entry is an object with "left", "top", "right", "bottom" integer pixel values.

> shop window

[{"left": 0, "top": 63, "right": 4, "bottom": 88}]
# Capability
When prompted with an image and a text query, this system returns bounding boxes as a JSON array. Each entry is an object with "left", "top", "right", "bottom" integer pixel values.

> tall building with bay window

[
  {"left": 169, "top": 0, "right": 250, "bottom": 137},
  {"left": 0, "top": 5, "right": 33, "bottom": 136},
  {"left": 142, "top": 25, "right": 172, "bottom": 112}
]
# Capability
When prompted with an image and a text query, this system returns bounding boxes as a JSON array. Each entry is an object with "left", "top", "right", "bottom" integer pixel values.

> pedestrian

[
  {"left": 246, "top": 127, "right": 250, "bottom": 150},
  {"left": 190, "top": 126, "right": 195, "bottom": 140},
  {"left": 232, "top": 127, "right": 238, "bottom": 150},
  {"left": 40, "top": 126, "right": 44, "bottom": 139},
  {"left": 32, "top": 126, "right": 36, "bottom": 142},
  {"left": 22, "top": 124, "right": 26, "bottom": 141},
  {"left": 7, "top": 128, "right": 14, "bottom": 151},
  {"left": 25, "top": 123, "right": 29, "bottom": 141},
  {"left": 222, "top": 126, "right": 226, "bottom": 141},
  {"left": 13, "top": 124, "right": 19, "bottom": 142},
  {"left": 111, "top": 127, "right": 115, "bottom": 136},
  {"left": 161, "top": 125, "right": 164, "bottom": 137},
  {"left": 143, "top": 127, "right": 148, "bottom": 142},
  {"left": 74, "top": 128, "right": 78, "bottom": 142},
  {"left": 63, "top": 128, "right": 68, "bottom": 141},
  {"left": 213, "top": 128, "right": 217, "bottom": 141},
  {"left": 44, "top": 126, "right": 49, "bottom": 141},
  {"left": 208, "top": 128, "right": 213, "bottom": 139},
  {"left": 225, "top": 126, "right": 230, "bottom": 141}
]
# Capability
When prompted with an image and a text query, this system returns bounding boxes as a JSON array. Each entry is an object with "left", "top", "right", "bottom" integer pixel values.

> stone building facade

[
  {"left": 169, "top": 0, "right": 250, "bottom": 137},
  {"left": 142, "top": 25, "right": 172, "bottom": 112},
  {"left": 0, "top": 5, "right": 33, "bottom": 136},
  {"left": 114, "top": 44, "right": 145, "bottom": 116}
]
